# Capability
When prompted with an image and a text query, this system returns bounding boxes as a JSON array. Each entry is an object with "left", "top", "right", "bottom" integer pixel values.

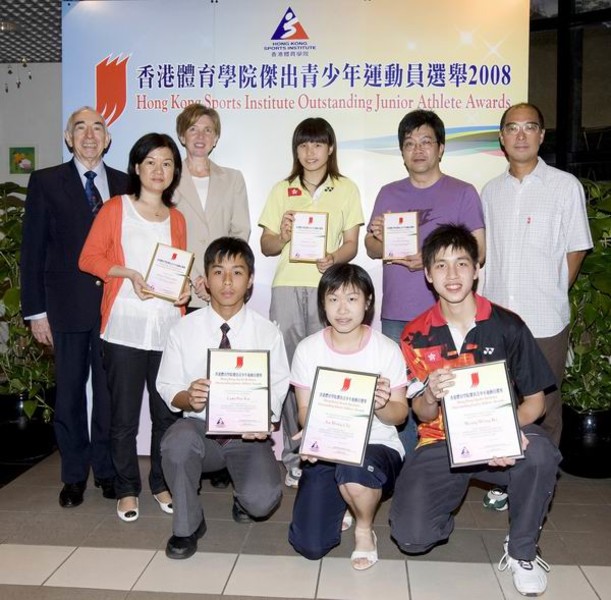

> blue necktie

[{"left": 84, "top": 171, "right": 103, "bottom": 214}]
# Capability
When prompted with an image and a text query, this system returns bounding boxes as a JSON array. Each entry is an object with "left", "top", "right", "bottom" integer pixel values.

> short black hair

[
  {"left": 398, "top": 109, "right": 446, "bottom": 150},
  {"left": 204, "top": 237, "right": 255, "bottom": 302},
  {"left": 422, "top": 224, "right": 479, "bottom": 272},
  {"left": 127, "top": 133, "right": 182, "bottom": 206},
  {"left": 317, "top": 263, "right": 375, "bottom": 326},
  {"left": 499, "top": 102, "right": 545, "bottom": 130}
]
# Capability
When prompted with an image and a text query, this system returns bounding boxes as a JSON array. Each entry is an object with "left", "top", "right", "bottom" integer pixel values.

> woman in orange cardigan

[{"left": 80, "top": 133, "right": 189, "bottom": 523}]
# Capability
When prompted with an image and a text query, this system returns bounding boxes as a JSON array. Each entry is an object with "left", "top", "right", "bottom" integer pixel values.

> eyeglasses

[
  {"left": 402, "top": 138, "right": 438, "bottom": 152},
  {"left": 501, "top": 122, "right": 542, "bottom": 135}
]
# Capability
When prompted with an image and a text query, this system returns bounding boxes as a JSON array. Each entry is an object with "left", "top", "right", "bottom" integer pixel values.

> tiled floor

[{"left": 0, "top": 452, "right": 610, "bottom": 599}]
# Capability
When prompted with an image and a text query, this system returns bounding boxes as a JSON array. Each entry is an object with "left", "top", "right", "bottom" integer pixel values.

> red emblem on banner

[
  {"left": 341, "top": 378, "right": 351, "bottom": 392},
  {"left": 288, "top": 187, "right": 302, "bottom": 196},
  {"left": 236, "top": 356, "right": 244, "bottom": 369},
  {"left": 171, "top": 253, "right": 177, "bottom": 260},
  {"left": 96, "top": 55, "right": 129, "bottom": 127},
  {"left": 398, "top": 217, "right": 403, "bottom": 224},
  {"left": 308, "top": 216, "right": 313, "bottom": 224},
  {"left": 471, "top": 372, "right": 480, "bottom": 387}
]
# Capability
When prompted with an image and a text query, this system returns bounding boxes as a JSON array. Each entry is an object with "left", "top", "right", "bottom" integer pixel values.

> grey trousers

[
  {"left": 390, "top": 424, "right": 561, "bottom": 561},
  {"left": 536, "top": 325, "right": 570, "bottom": 447},
  {"left": 270, "top": 286, "right": 323, "bottom": 473},
  {"left": 161, "top": 418, "right": 282, "bottom": 537}
]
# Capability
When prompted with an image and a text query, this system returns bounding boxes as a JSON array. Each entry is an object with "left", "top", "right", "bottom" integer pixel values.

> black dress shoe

[
  {"left": 165, "top": 517, "right": 207, "bottom": 560},
  {"left": 94, "top": 477, "right": 117, "bottom": 499},
  {"left": 210, "top": 468, "right": 231, "bottom": 489},
  {"left": 59, "top": 482, "right": 86, "bottom": 508},
  {"left": 232, "top": 498, "right": 253, "bottom": 524}
]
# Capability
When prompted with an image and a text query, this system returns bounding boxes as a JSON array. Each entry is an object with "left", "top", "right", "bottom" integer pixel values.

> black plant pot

[
  {"left": 559, "top": 405, "right": 611, "bottom": 478},
  {"left": 0, "top": 390, "right": 56, "bottom": 464}
]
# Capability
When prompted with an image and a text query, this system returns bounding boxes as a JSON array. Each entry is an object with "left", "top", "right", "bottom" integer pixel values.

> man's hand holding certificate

[
  {"left": 428, "top": 360, "right": 524, "bottom": 468},
  {"left": 383, "top": 211, "right": 418, "bottom": 261},
  {"left": 206, "top": 349, "right": 271, "bottom": 435}
]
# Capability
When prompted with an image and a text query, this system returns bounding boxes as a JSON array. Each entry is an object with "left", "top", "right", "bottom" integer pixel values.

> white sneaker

[
  {"left": 483, "top": 488, "right": 509, "bottom": 511},
  {"left": 284, "top": 467, "right": 302, "bottom": 488},
  {"left": 498, "top": 538, "right": 550, "bottom": 596}
]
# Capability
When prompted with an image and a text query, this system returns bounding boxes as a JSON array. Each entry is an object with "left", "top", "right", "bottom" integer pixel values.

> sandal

[
  {"left": 341, "top": 510, "right": 354, "bottom": 532},
  {"left": 351, "top": 531, "right": 378, "bottom": 571}
]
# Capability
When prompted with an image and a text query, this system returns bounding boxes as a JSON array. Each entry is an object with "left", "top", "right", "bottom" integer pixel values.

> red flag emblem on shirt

[
  {"left": 341, "top": 378, "right": 351, "bottom": 392},
  {"left": 471, "top": 372, "right": 480, "bottom": 387},
  {"left": 235, "top": 356, "right": 244, "bottom": 369},
  {"left": 288, "top": 187, "right": 302, "bottom": 196},
  {"left": 95, "top": 55, "right": 129, "bottom": 127}
]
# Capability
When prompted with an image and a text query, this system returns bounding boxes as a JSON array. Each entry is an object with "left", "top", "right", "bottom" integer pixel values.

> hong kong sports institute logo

[
  {"left": 271, "top": 7, "right": 309, "bottom": 40},
  {"left": 265, "top": 7, "right": 316, "bottom": 55},
  {"left": 95, "top": 55, "right": 130, "bottom": 127}
]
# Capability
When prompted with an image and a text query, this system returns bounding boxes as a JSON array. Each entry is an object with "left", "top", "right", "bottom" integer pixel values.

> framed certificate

[
  {"left": 441, "top": 360, "right": 523, "bottom": 468},
  {"left": 206, "top": 349, "right": 271, "bottom": 435},
  {"left": 382, "top": 211, "right": 418, "bottom": 260},
  {"left": 289, "top": 211, "right": 328, "bottom": 262},
  {"left": 144, "top": 243, "right": 194, "bottom": 302},
  {"left": 300, "top": 367, "right": 378, "bottom": 466}
]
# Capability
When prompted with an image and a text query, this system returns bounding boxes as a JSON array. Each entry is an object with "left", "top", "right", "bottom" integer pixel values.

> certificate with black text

[
  {"left": 383, "top": 211, "right": 419, "bottom": 260},
  {"left": 441, "top": 360, "right": 523, "bottom": 468},
  {"left": 144, "top": 243, "right": 194, "bottom": 302},
  {"left": 206, "top": 349, "right": 271, "bottom": 435},
  {"left": 289, "top": 211, "right": 328, "bottom": 262},
  {"left": 300, "top": 367, "right": 378, "bottom": 466}
]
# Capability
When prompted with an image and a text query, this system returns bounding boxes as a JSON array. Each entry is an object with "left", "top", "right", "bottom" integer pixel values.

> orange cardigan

[{"left": 79, "top": 195, "right": 188, "bottom": 334}]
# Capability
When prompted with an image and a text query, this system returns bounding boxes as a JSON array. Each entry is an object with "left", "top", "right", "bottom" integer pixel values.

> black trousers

[
  {"left": 102, "top": 341, "right": 180, "bottom": 498},
  {"left": 53, "top": 327, "right": 114, "bottom": 484}
]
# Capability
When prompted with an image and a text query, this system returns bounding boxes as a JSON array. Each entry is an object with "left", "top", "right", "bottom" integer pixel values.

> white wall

[{"left": 0, "top": 63, "right": 62, "bottom": 185}]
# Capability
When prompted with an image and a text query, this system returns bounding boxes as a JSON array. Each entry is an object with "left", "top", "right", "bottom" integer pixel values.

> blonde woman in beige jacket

[{"left": 173, "top": 104, "right": 251, "bottom": 309}]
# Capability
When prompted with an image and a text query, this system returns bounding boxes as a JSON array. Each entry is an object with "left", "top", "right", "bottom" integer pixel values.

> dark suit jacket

[{"left": 20, "top": 159, "right": 129, "bottom": 332}]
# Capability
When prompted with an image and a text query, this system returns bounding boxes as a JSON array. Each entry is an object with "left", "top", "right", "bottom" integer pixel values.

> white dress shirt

[
  {"left": 156, "top": 304, "right": 290, "bottom": 422},
  {"left": 482, "top": 158, "right": 592, "bottom": 338}
]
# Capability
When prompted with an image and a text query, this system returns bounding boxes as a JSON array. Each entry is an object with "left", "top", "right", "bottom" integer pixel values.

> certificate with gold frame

[
  {"left": 300, "top": 367, "right": 378, "bottom": 466},
  {"left": 441, "top": 360, "right": 523, "bottom": 468},
  {"left": 144, "top": 243, "right": 194, "bottom": 302},
  {"left": 382, "top": 211, "right": 418, "bottom": 261},
  {"left": 289, "top": 211, "right": 328, "bottom": 263}
]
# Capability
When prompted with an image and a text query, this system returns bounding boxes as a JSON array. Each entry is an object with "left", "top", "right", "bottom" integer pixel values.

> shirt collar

[
  {"left": 73, "top": 158, "right": 104, "bottom": 177},
  {"left": 429, "top": 293, "right": 492, "bottom": 327},
  {"left": 503, "top": 156, "right": 547, "bottom": 184},
  {"left": 288, "top": 175, "right": 333, "bottom": 191},
  {"left": 209, "top": 303, "right": 248, "bottom": 334}
]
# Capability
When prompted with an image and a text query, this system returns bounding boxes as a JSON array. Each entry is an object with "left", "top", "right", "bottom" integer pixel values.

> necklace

[{"left": 303, "top": 178, "right": 321, "bottom": 187}]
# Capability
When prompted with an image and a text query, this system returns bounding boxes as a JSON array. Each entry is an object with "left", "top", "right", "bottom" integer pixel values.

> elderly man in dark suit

[{"left": 20, "top": 106, "right": 129, "bottom": 508}]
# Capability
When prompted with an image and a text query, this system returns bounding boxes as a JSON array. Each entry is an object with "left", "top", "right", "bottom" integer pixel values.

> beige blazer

[{"left": 173, "top": 159, "right": 251, "bottom": 307}]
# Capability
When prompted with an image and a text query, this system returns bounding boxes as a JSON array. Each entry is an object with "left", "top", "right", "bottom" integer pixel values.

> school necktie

[
  {"left": 84, "top": 170, "right": 103, "bottom": 214},
  {"left": 216, "top": 323, "right": 232, "bottom": 446},
  {"left": 219, "top": 323, "right": 231, "bottom": 349}
]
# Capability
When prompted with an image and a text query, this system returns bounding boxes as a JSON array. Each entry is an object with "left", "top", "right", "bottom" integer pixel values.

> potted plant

[
  {"left": 0, "top": 181, "right": 56, "bottom": 462},
  {"left": 559, "top": 179, "right": 611, "bottom": 478}
]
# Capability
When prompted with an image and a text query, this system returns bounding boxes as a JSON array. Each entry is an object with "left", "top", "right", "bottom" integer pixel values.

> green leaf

[{"left": 22, "top": 399, "right": 37, "bottom": 420}]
